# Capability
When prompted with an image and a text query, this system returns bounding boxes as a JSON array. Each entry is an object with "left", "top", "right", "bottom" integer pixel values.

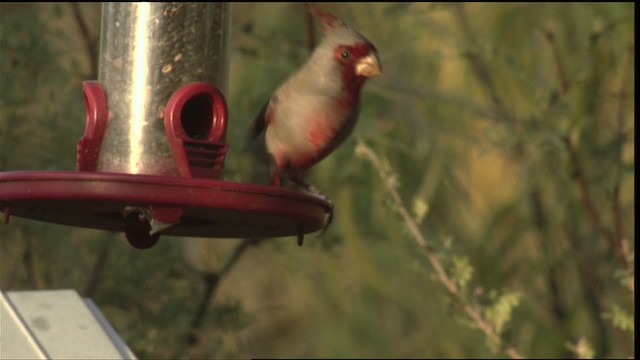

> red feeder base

[{"left": 0, "top": 171, "right": 332, "bottom": 249}]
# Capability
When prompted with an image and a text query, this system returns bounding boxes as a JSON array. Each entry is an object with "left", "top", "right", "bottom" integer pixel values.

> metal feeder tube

[{"left": 97, "top": 3, "right": 229, "bottom": 176}]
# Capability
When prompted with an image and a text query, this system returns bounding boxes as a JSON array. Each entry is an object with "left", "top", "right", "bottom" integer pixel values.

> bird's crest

[{"left": 307, "top": 3, "right": 346, "bottom": 33}]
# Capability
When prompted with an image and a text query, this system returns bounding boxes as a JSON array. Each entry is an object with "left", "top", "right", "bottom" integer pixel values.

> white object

[{"left": 0, "top": 289, "right": 136, "bottom": 359}]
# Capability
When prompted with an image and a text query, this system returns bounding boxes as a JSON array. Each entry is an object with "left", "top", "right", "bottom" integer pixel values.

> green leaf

[
  {"left": 565, "top": 337, "right": 595, "bottom": 359},
  {"left": 412, "top": 198, "right": 429, "bottom": 224},
  {"left": 484, "top": 291, "right": 521, "bottom": 335},
  {"left": 603, "top": 304, "right": 634, "bottom": 332},
  {"left": 451, "top": 256, "right": 474, "bottom": 290}
]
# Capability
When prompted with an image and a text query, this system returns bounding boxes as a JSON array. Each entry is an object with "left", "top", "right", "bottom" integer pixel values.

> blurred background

[{"left": 0, "top": 2, "right": 634, "bottom": 358}]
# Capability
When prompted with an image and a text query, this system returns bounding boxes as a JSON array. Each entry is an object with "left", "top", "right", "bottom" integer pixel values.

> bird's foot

[
  {"left": 289, "top": 176, "right": 334, "bottom": 235},
  {"left": 320, "top": 202, "right": 334, "bottom": 236}
]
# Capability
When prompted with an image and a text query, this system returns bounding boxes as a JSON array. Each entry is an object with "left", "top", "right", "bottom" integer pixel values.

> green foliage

[
  {"left": 450, "top": 255, "right": 473, "bottom": 290},
  {"left": 484, "top": 290, "right": 521, "bottom": 336},
  {"left": 603, "top": 304, "right": 634, "bottom": 333},
  {"left": 1, "top": 2, "right": 634, "bottom": 359},
  {"left": 411, "top": 197, "right": 429, "bottom": 225},
  {"left": 566, "top": 337, "right": 596, "bottom": 360},
  {"left": 0, "top": 3, "right": 87, "bottom": 171}
]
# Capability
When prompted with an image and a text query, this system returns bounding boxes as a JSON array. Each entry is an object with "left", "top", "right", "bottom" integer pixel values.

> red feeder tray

[{"left": 0, "top": 171, "right": 332, "bottom": 249}]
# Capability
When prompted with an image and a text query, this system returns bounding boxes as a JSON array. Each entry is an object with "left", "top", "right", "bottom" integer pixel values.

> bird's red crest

[{"left": 307, "top": 3, "right": 343, "bottom": 32}]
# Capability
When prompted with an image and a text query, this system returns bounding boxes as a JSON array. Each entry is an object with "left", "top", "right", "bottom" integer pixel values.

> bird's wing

[{"left": 244, "top": 99, "right": 270, "bottom": 150}]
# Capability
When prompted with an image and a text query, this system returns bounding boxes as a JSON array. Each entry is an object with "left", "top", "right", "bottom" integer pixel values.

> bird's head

[{"left": 308, "top": 4, "right": 382, "bottom": 91}]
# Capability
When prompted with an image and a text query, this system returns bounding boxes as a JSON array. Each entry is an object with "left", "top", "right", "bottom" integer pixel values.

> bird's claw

[
  {"left": 288, "top": 176, "right": 334, "bottom": 236},
  {"left": 319, "top": 201, "right": 334, "bottom": 236},
  {"left": 307, "top": 191, "right": 334, "bottom": 236}
]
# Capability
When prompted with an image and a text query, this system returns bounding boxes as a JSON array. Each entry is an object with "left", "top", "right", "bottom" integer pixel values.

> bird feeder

[{"left": 0, "top": 3, "right": 331, "bottom": 249}]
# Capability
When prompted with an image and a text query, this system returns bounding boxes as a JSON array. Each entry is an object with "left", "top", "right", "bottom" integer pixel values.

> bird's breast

[
  {"left": 266, "top": 93, "right": 358, "bottom": 174},
  {"left": 307, "top": 114, "right": 339, "bottom": 149}
]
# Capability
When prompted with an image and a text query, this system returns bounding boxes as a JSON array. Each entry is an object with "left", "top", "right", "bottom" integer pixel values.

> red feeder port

[{"left": 165, "top": 82, "right": 229, "bottom": 180}]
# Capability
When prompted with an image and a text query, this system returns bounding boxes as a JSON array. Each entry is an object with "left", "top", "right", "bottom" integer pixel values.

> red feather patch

[
  {"left": 308, "top": 116, "right": 336, "bottom": 149},
  {"left": 335, "top": 43, "right": 375, "bottom": 93}
]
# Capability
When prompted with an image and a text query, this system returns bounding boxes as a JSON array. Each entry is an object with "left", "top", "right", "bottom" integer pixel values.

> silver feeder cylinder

[{"left": 96, "top": 2, "right": 229, "bottom": 175}]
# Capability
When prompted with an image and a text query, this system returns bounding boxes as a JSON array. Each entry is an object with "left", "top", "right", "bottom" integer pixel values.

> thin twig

[
  {"left": 356, "top": 140, "right": 524, "bottom": 359},
  {"left": 611, "top": 42, "right": 634, "bottom": 296},
  {"left": 186, "top": 273, "right": 219, "bottom": 345},
  {"left": 23, "top": 238, "right": 45, "bottom": 289},
  {"left": 530, "top": 189, "right": 573, "bottom": 358},
  {"left": 543, "top": 29, "right": 571, "bottom": 95},
  {"left": 560, "top": 224, "right": 605, "bottom": 308},
  {"left": 82, "top": 238, "right": 111, "bottom": 297},
  {"left": 451, "top": 3, "right": 514, "bottom": 125},
  {"left": 185, "top": 238, "right": 264, "bottom": 346},
  {"left": 619, "top": 239, "right": 634, "bottom": 295},
  {"left": 356, "top": 143, "right": 456, "bottom": 293},
  {"left": 70, "top": 3, "right": 98, "bottom": 79},
  {"left": 611, "top": 184, "right": 624, "bottom": 256},
  {"left": 615, "top": 43, "right": 633, "bottom": 131},
  {"left": 561, "top": 136, "right": 630, "bottom": 272}
]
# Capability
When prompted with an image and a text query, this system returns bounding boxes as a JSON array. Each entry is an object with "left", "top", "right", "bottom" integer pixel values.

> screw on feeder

[
  {"left": 3, "top": 205, "right": 10, "bottom": 224},
  {"left": 298, "top": 224, "right": 305, "bottom": 246}
]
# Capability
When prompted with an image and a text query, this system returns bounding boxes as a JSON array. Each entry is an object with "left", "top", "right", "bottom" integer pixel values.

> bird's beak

[{"left": 355, "top": 53, "right": 382, "bottom": 78}]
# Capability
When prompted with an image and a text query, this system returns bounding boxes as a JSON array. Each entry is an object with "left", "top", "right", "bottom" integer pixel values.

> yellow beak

[{"left": 355, "top": 53, "right": 382, "bottom": 78}]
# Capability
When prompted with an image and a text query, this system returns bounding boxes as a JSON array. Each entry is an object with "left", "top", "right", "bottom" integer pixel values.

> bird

[{"left": 246, "top": 3, "right": 382, "bottom": 196}]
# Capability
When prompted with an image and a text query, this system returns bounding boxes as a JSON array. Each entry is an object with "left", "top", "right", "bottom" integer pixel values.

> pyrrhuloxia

[{"left": 247, "top": 4, "right": 382, "bottom": 193}]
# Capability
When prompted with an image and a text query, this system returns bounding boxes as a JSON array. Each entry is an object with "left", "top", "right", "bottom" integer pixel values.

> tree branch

[
  {"left": 185, "top": 238, "right": 264, "bottom": 346},
  {"left": 70, "top": 3, "right": 98, "bottom": 79},
  {"left": 82, "top": 237, "right": 111, "bottom": 297},
  {"left": 356, "top": 140, "right": 524, "bottom": 359},
  {"left": 561, "top": 136, "right": 630, "bottom": 272},
  {"left": 23, "top": 238, "right": 45, "bottom": 290},
  {"left": 451, "top": 3, "right": 515, "bottom": 125},
  {"left": 543, "top": 29, "right": 571, "bottom": 95}
]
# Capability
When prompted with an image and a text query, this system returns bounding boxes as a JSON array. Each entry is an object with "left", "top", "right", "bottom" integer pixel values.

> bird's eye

[{"left": 340, "top": 50, "right": 351, "bottom": 60}]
